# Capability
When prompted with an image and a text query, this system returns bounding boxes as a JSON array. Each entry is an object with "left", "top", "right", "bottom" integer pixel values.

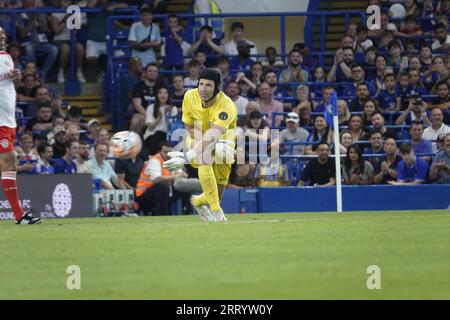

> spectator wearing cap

[
  {"left": 25, "top": 102, "right": 53, "bottom": 132},
  {"left": 187, "top": 25, "right": 224, "bottom": 67},
  {"left": 36, "top": 143, "right": 54, "bottom": 174},
  {"left": 128, "top": 4, "right": 161, "bottom": 67},
  {"left": 225, "top": 80, "right": 248, "bottom": 116},
  {"left": 229, "top": 40, "right": 255, "bottom": 78},
  {"left": 279, "top": 49, "right": 309, "bottom": 85},
  {"left": 53, "top": 140, "right": 79, "bottom": 174},
  {"left": 51, "top": 125, "right": 67, "bottom": 159},
  {"left": 389, "top": 142, "right": 429, "bottom": 185},
  {"left": 88, "top": 142, "right": 126, "bottom": 190},
  {"left": 298, "top": 142, "right": 336, "bottom": 187},
  {"left": 422, "top": 108, "right": 450, "bottom": 152},
  {"left": 86, "top": 118, "right": 101, "bottom": 146},
  {"left": 272, "top": 112, "right": 309, "bottom": 156},
  {"left": 431, "top": 23, "right": 450, "bottom": 51},
  {"left": 256, "top": 82, "right": 284, "bottom": 128},
  {"left": 428, "top": 133, "right": 450, "bottom": 184},
  {"left": 224, "top": 22, "right": 258, "bottom": 60}
]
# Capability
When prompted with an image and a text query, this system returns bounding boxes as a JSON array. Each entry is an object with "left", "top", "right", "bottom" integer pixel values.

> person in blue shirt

[
  {"left": 327, "top": 46, "right": 353, "bottom": 83},
  {"left": 376, "top": 73, "right": 398, "bottom": 111},
  {"left": 36, "top": 143, "right": 54, "bottom": 175},
  {"left": 389, "top": 142, "right": 429, "bottom": 185},
  {"left": 162, "top": 14, "right": 185, "bottom": 71},
  {"left": 187, "top": 25, "right": 224, "bottom": 68},
  {"left": 340, "top": 64, "right": 376, "bottom": 98},
  {"left": 229, "top": 40, "right": 255, "bottom": 78},
  {"left": 408, "top": 120, "right": 433, "bottom": 163},
  {"left": 53, "top": 140, "right": 79, "bottom": 174}
]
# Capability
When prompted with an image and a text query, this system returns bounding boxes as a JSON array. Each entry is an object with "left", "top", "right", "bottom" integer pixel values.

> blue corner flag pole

[{"left": 324, "top": 90, "right": 342, "bottom": 213}]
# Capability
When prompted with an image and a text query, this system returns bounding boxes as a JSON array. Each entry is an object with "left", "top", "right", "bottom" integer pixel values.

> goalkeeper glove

[{"left": 163, "top": 150, "right": 196, "bottom": 170}]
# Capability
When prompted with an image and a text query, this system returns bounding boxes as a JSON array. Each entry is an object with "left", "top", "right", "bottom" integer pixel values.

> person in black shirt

[
  {"left": 371, "top": 112, "right": 398, "bottom": 140},
  {"left": 115, "top": 156, "right": 145, "bottom": 189},
  {"left": 170, "top": 74, "right": 186, "bottom": 111},
  {"left": 298, "top": 143, "right": 336, "bottom": 187},
  {"left": 130, "top": 63, "right": 164, "bottom": 134},
  {"left": 25, "top": 102, "right": 53, "bottom": 133},
  {"left": 431, "top": 81, "right": 450, "bottom": 124},
  {"left": 373, "top": 137, "right": 401, "bottom": 184}
]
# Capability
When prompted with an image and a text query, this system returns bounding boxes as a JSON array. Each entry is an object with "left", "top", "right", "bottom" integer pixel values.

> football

[{"left": 110, "top": 131, "right": 142, "bottom": 159}]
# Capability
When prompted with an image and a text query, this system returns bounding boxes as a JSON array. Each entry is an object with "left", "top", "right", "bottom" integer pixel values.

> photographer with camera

[
  {"left": 129, "top": 5, "right": 161, "bottom": 67},
  {"left": 395, "top": 93, "right": 431, "bottom": 126}
]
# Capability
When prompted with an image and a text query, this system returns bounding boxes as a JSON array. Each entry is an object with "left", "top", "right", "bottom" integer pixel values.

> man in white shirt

[
  {"left": 431, "top": 23, "right": 450, "bottom": 51},
  {"left": 223, "top": 22, "right": 258, "bottom": 60},
  {"left": 88, "top": 142, "right": 126, "bottom": 190},
  {"left": 422, "top": 107, "right": 450, "bottom": 152},
  {"left": 225, "top": 80, "right": 248, "bottom": 115}
]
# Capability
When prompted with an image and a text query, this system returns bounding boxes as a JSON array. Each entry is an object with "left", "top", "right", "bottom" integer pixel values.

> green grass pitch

[{"left": 1, "top": 210, "right": 450, "bottom": 299}]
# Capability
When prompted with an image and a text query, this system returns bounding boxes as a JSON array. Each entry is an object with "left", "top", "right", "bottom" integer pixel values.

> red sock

[{"left": 2, "top": 171, "right": 24, "bottom": 221}]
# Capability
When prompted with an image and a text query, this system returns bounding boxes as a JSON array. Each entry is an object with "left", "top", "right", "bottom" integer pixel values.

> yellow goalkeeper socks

[{"left": 198, "top": 165, "right": 221, "bottom": 212}]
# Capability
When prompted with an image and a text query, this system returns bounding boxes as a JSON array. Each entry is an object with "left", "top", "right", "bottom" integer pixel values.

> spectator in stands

[
  {"left": 348, "top": 114, "right": 366, "bottom": 142},
  {"left": 256, "top": 82, "right": 283, "bottom": 128},
  {"left": 378, "top": 30, "right": 395, "bottom": 54},
  {"left": 17, "top": 0, "right": 58, "bottom": 82},
  {"left": 184, "top": 60, "right": 201, "bottom": 88},
  {"left": 293, "top": 85, "right": 313, "bottom": 112},
  {"left": 349, "top": 83, "right": 372, "bottom": 112},
  {"left": 298, "top": 142, "right": 336, "bottom": 187},
  {"left": 396, "top": 15, "right": 423, "bottom": 37},
  {"left": 193, "top": 51, "right": 207, "bottom": 69},
  {"left": 431, "top": 81, "right": 450, "bottom": 123},
  {"left": 255, "top": 160, "right": 289, "bottom": 187},
  {"left": 279, "top": 49, "right": 309, "bottom": 85},
  {"left": 128, "top": 5, "right": 161, "bottom": 67},
  {"left": 335, "top": 130, "right": 353, "bottom": 154},
  {"left": 431, "top": 23, "right": 450, "bottom": 51},
  {"left": 162, "top": 14, "right": 184, "bottom": 71},
  {"left": 23, "top": 61, "right": 42, "bottom": 85},
  {"left": 187, "top": 25, "right": 223, "bottom": 68},
  {"left": 85, "top": 118, "right": 101, "bottom": 146},
  {"left": 65, "top": 122, "right": 80, "bottom": 142},
  {"left": 234, "top": 62, "right": 262, "bottom": 98},
  {"left": 389, "top": 142, "right": 429, "bottom": 185},
  {"left": 49, "top": 0, "right": 86, "bottom": 83},
  {"left": 314, "top": 86, "right": 333, "bottom": 113},
  {"left": 7, "top": 43, "right": 24, "bottom": 70},
  {"left": 310, "top": 66, "right": 327, "bottom": 98},
  {"left": 0, "top": 0, "right": 10, "bottom": 33},
  {"left": 408, "top": 67, "right": 429, "bottom": 97},
  {"left": 362, "top": 99, "right": 378, "bottom": 126},
  {"left": 377, "top": 73, "right": 398, "bottom": 111},
  {"left": 429, "top": 133, "right": 450, "bottom": 184},
  {"left": 130, "top": 63, "right": 163, "bottom": 134},
  {"left": 225, "top": 80, "right": 248, "bottom": 116},
  {"left": 66, "top": 106, "right": 85, "bottom": 130},
  {"left": 170, "top": 74, "right": 186, "bottom": 111},
  {"left": 115, "top": 152, "right": 145, "bottom": 189},
  {"left": 294, "top": 100, "right": 314, "bottom": 127},
  {"left": 396, "top": 94, "right": 431, "bottom": 125},
  {"left": 236, "top": 101, "right": 260, "bottom": 127},
  {"left": 327, "top": 46, "right": 353, "bottom": 83},
  {"left": 293, "top": 42, "right": 316, "bottom": 70},
  {"left": 143, "top": 87, "right": 178, "bottom": 156},
  {"left": 25, "top": 102, "right": 53, "bottom": 132},
  {"left": 242, "top": 110, "right": 270, "bottom": 144},
  {"left": 53, "top": 140, "right": 79, "bottom": 174},
  {"left": 17, "top": 133, "right": 38, "bottom": 174},
  {"left": 35, "top": 142, "right": 54, "bottom": 174},
  {"left": 230, "top": 40, "right": 255, "bottom": 78},
  {"left": 387, "top": 41, "right": 403, "bottom": 71},
  {"left": 86, "top": 0, "right": 127, "bottom": 78},
  {"left": 423, "top": 56, "right": 446, "bottom": 93},
  {"left": 373, "top": 137, "right": 401, "bottom": 184},
  {"left": 371, "top": 112, "right": 397, "bottom": 140},
  {"left": 305, "top": 115, "right": 331, "bottom": 155},
  {"left": 368, "top": 11, "right": 397, "bottom": 38},
  {"left": 217, "top": 55, "right": 233, "bottom": 88},
  {"left": 362, "top": 46, "right": 377, "bottom": 81},
  {"left": 118, "top": 58, "right": 143, "bottom": 127},
  {"left": 76, "top": 140, "right": 92, "bottom": 174},
  {"left": 419, "top": 43, "right": 433, "bottom": 70},
  {"left": 89, "top": 142, "right": 126, "bottom": 189},
  {"left": 336, "top": 99, "right": 351, "bottom": 127},
  {"left": 16, "top": 74, "right": 38, "bottom": 104},
  {"left": 224, "top": 21, "right": 258, "bottom": 59},
  {"left": 374, "top": 55, "right": 388, "bottom": 86},
  {"left": 227, "top": 163, "right": 257, "bottom": 189},
  {"left": 422, "top": 108, "right": 450, "bottom": 152},
  {"left": 51, "top": 126, "right": 67, "bottom": 159},
  {"left": 260, "top": 46, "right": 284, "bottom": 71},
  {"left": 341, "top": 64, "right": 376, "bottom": 98},
  {"left": 343, "top": 144, "right": 374, "bottom": 185},
  {"left": 135, "top": 141, "right": 189, "bottom": 215},
  {"left": 356, "top": 26, "right": 373, "bottom": 53},
  {"left": 408, "top": 120, "right": 433, "bottom": 163},
  {"left": 272, "top": 112, "right": 309, "bottom": 156},
  {"left": 264, "top": 70, "right": 289, "bottom": 102},
  {"left": 238, "top": 78, "right": 251, "bottom": 99},
  {"left": 363, "top": 130, "right": 384, "bottom": 172},
  {"left": 34, "top": 85, "right": 65, "bottom": 118}
]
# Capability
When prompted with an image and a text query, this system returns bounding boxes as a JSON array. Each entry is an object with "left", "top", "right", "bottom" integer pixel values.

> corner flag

[{"left": 324, "top": 90, "right": 338, "bottom": 129}]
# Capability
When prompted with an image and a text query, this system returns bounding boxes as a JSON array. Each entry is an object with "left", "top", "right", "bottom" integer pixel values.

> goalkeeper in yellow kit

[{"left": 163, "top": 69, "right": 237, "bottom": 222}]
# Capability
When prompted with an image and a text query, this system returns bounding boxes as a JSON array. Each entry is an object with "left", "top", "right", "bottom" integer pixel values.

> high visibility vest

[
  {"left": 194, "top": 0, "right": 221, "bottom": 14},
  {"left": 135, "top": 154, "right": 170, "bottom": 197}
]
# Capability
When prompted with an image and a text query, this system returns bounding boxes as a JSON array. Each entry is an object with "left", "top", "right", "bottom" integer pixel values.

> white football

[
  {"left": 389, "top": 3, "right": 405, "bottom": 19},
  {"left": 110, "top": 131, "right": 142, "bottom": 159}
]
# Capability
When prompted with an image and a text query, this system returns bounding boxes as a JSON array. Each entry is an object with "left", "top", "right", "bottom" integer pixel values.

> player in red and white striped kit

[{"left": 0, "top": 26, "right": 41, "bottom": 224}]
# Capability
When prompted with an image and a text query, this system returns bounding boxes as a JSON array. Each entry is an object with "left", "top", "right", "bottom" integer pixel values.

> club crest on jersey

[
  {"left": 0, "top": 139, "right": 9, "bottom": 149},
  {"left": 219, "top": 112, "right": 228, "bottom": 121}
]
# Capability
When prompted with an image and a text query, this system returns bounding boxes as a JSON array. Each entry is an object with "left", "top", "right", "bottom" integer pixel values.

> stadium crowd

[{"left": 1, "top": 0, "right": 450, "bottom": 215}]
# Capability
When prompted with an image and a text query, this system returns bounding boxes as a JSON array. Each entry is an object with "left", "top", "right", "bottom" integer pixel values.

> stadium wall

[{"left": 222, "top": 186, "right": 450, "bottom": 213}]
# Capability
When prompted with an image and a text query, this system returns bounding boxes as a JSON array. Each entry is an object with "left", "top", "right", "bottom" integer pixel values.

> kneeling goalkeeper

[{"left": 163, "top": 69, "right": 236, "bottom": 222}]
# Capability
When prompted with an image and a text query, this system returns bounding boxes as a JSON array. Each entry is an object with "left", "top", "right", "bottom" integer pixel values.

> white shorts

[{"left": 86, "top": 40, "right": 106, "bottom": 59}]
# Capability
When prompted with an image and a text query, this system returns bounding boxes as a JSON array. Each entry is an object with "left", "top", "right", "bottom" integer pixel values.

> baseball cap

[
  {"left": 88, "top": 118, "right": 101, "bottom": 127},
  {"left": 53, "top": 126, "right": 66, "bottom": 135},
  {"left": 286, "top": 112, "right": 299, "bottom": 124}
]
